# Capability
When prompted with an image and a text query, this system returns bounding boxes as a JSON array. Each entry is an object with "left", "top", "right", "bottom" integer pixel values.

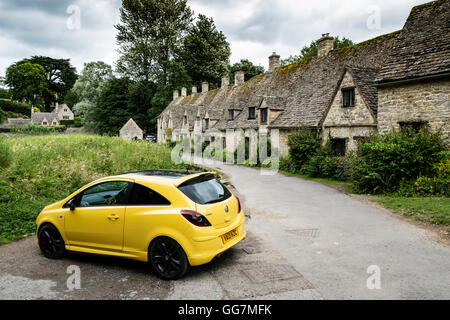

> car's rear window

[{"left": 178, "top": 175, "right": 231, "bottom": 205}]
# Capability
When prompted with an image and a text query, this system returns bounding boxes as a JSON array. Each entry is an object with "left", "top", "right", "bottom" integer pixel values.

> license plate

[{"left": 221, "top": 228, "right": 238, "bottom": 244}]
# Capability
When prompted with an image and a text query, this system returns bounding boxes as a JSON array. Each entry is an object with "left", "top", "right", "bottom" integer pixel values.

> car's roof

[{"left": 101, "top": 170, "right": 216, "bottom": 187}]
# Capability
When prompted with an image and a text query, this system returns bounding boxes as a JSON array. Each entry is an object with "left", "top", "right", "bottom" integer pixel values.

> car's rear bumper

[{"left": 186, "top": 212, "right": 246, "bottom": 266}]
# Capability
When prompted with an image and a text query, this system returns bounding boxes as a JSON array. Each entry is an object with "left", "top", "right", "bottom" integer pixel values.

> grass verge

[
  {"left": 0, "top": 133, "right": 194, "bottom": 243},
  {"left": 372, "top": 196, "right": 450, "bottom": 227}
]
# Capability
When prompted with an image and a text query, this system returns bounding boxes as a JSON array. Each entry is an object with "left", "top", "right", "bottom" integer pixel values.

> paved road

[
  {"left": 0, "top": 164, "right": 449, "bottom": 299},
  {"left": 210, "top": 164, "right": 450, "bottom": 299}
]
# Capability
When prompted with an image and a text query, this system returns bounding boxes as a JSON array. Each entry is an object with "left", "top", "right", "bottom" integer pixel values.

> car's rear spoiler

[{"left": 174, "top": 172, "right": 217, "bottom": 187}]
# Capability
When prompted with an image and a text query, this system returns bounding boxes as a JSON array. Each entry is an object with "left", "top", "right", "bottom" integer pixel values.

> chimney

[
  {"left": 221, "top": 76, "right": 230, "bottom": 89},
  {"left": 181, "top": 87, "right": 187, "bottom": 97},
  {"left": 173, "top": 90, "right": 179, "bottom": 101},
  {"left": 234, "top": 71, "right": 245, "bottom": 86},
  {"left": 202, "top": 82, "right": 209, "bottom": 93},
  {"left": 317, "top": 33, "right": 334, "bottom": 58},
  {"left": 192, "top": 86, "right": 197, "bottom": 94},
  {"left": 269, "top": 52, "right": 281, "bottom": 72}
]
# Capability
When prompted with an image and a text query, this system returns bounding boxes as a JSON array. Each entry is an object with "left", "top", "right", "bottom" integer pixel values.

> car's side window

[
  {"left": 79, "top": 181, "right": 131, "bottom": 207},
  {"left": 129, "top": 183, "right": 171, "bottom": 206}
]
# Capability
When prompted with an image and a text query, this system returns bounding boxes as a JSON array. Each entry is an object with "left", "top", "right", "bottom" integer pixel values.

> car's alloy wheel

[
  {"left": 38, "top": 224, "right": 66, "bottom": 259},
  {"left": 149, "top": 237, "right": 189, "bottom": 280}
]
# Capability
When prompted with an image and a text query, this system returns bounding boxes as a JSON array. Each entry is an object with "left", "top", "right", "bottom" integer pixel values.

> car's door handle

[{"left": 107, "top": 214, "right": 119, "bottom": 221}]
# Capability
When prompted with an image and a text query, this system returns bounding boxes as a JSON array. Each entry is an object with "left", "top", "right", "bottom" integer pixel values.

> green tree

[
  {"left": 115, "top": 0, "right": 193, "bottom": 83},
  {"left": 281, "top": 36, "right": 354, "bottom": 66},
  {"left": 151, "top": 61, "right": 191, "bottom": 129},
  {"left": 0, "top": 88, "right": 11, "bottom": 99},
  {"left": 93, "top": 77, "right": 134, "bottom": 135},
  {"left": 72, "top": 61, "right": 113, "bottom": 130},
  {"left": 127, "top": 81, "right": 157, "bottom": 133},
  {"left": 177, "top": 14, "right": 231, "bottom": 88},
  {"left": 5, "top": 62, "right": 47, "bottom": 106},
  {"left": 63, "top": 89, "right": 80, "bottom": 109},
  {"left": 15, "top": 56, "right": 77, "bottom": 110},
  {"left": 229, "top": 59, "right": 265, "bottom": 83}
]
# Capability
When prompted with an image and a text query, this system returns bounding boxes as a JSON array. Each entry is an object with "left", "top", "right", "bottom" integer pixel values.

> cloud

[
  {"left": 0, "top": 0, "right": 121, "bottom": 76},
  {"left": 189, "top": 0, "right": 426, "bottom": 68},
  {"left": 0, "top": 0, "right": 427, "bottom": 78}
]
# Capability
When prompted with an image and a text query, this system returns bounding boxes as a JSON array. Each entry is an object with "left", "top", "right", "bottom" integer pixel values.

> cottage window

[
  {"left": 248, "top": 107, "right": 256, "bottom": 120},
  {"left": 205, "top": 118, "right": 210, "bottom": 129},
  {"left": 63, "top": 116, "right": 69, "bottom": 120},
  {"left": 260, "top": 108, "right": 268, "bottom": 124},
  {"left": 342, "top": 88, "right": 355, "bottom": 107},
  {"left": 331, "top": 138, "right": 347, "bottom": 156},
  {"left": 228, "top": 110, "right": 234, "bottom": 121},
  {"left": 399, "top": 121, "right": 427, "bottom": 133}
]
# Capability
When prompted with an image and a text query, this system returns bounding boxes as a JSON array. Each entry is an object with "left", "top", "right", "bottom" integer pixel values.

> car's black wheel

[
  {"left": 149, "top": 237, "right": 189, "bottom": 280},
  {"left": 38, "top": 224, "right": 66, "bottom": 259}
]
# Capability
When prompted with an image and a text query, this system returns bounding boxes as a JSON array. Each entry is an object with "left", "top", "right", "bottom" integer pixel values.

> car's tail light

[
  {"left": 236, "top": 196, "right": 241, "bottom": 213},
  {"left": 181, "top": 210, "right": 211, "bottom": 227}
]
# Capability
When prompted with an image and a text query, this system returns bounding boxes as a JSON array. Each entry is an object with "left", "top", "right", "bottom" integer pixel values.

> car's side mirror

[{"left": 67, "top": 199, "right": 76, "bottom": 211}]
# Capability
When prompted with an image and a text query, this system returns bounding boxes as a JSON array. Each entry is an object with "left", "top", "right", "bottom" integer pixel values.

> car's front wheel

[
  {"left": 38, "top": 224, "right": 66, "bottom": 259},
  {"left": 149, "top": 237, "right": 189, "bottom": 280}
]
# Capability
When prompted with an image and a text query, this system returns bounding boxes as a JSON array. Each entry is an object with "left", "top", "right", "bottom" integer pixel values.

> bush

[
  {"left": 0, "top": 99, "right": 31, "bottom": 117},
  {"left": 0, "top": 88, "right": 11, "bottom": 100},
  {"left": 60, "top": 117, "right": 82, "bottom": 128},
  {"left": 0, "top": 138, "right": 11, "bottom": 169},
  {"left": 350, "top": 128, "right": 447, "bottom": 194},
  {"left": 300, "top": 141, "right": 349, "bottom": 180},
  {"left": 287, "top": 128, "right": 321, "bottom": 172},
  {"left": 414, "top": 155, "right": 450, "bottom": 197},
  {"left": 0, "top": 108, "right": 5, "bottom": 123},
  {"left": 18, "top": 124, "right": 55, "bottom": 135}
]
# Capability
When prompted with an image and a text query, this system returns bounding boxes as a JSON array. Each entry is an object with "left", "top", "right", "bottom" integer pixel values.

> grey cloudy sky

[{"left": 0, "top": 0, "right": 427, "bottom": 77}]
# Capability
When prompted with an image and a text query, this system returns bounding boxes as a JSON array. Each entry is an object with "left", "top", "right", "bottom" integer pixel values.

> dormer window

[
  {"left": 228, "top": 110, "right": 234, "bottom": 121},
  {"left": 183, "top": 115, "right": 187, "bottom": 124},
  {"left": 248, "top": 107, "right": 256, "bottom": 120},
  {"left": 205, "top": 118, "right": 210, "bottom": 129},
  {"left": 260, "top": 108, "right": 268, "bottom": 124},
  {"left": 342, "top": 88, "right": 355, "bottom": 107}
]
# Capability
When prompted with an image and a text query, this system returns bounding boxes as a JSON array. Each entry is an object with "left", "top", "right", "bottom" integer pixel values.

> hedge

[
  {"left": 0, "top": 108, "right": 5, "bottom": 123},
  {"left": 0, "top": 99, "right": 31, "bottom": 117},
  {"left": 350, "top": 128, "right": 447, "bottom": 194},
  {"left": 0, "top": 89, "right": 11, "bottom": 100},
  {"left": 59, "top": 117, "right": 82, "bottom": 127}
]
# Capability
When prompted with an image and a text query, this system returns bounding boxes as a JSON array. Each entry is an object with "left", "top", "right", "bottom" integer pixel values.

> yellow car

[{"left": 36, "top": 170, "right": 246, "bottom": 280}]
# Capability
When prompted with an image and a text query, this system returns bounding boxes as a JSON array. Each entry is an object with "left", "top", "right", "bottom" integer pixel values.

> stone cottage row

[{"left": 157, "top": 0, "right": 450, "bottom": 157}]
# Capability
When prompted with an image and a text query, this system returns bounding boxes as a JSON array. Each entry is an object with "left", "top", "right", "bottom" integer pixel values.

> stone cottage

[
  {"left": 31, "top": 103, "right": 74, "bottom": 126},
  {"left": 120, "top": 118, "right": 144, "bottom": 140},
  {"left": 376, "top": 0, "right": 450, "bottom": 139},
  {"left": 157, "top": 0, "right": 450, "bottom": 157}
]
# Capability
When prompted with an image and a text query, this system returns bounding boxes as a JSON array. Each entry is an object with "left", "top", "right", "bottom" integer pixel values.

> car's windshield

[{"left": 178, "top": 176, "right": 231, "bottom": 205}]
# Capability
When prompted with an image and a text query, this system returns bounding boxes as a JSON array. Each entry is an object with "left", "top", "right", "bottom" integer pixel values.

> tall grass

[{"left": 0, "top": 133, "right": 193, "bottom": 242}]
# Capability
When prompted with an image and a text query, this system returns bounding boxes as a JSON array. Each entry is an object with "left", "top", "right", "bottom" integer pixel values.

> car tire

[
  {"left": 149, "top": 237, "right": 190, "bottom": 280},
  {"left": 38, "top": 224, "right": 66, "bottom": 259}
]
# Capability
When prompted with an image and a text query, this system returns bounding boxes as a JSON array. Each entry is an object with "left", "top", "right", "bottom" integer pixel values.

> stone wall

[
  {"left": 278, "top": 129, "right": 294, "bottom": 158},
  {"left": 378, "top": 78, "right": 450, "bottom": 141},
  {"left": 120, "top": 126, "right": 143, "bottom": 140}
]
